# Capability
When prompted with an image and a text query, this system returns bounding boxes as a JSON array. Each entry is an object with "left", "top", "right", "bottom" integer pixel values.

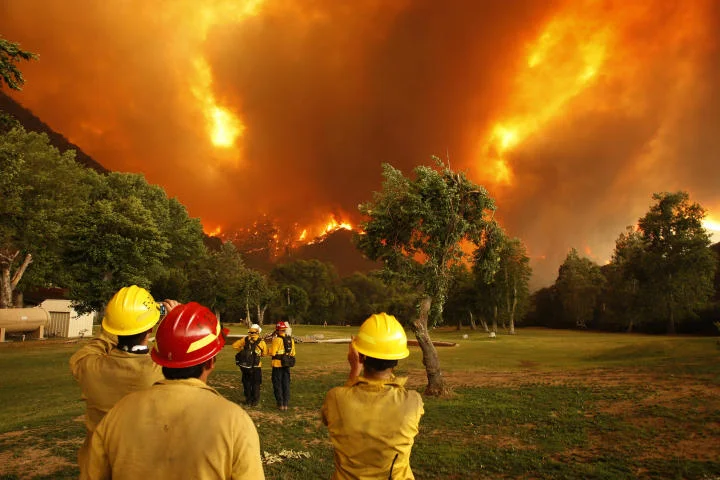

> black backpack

[
  {"left": 235, "top": 337, "right": 260, "bottom": 369},
  {"left": 274, "top": 335, "right": 296, "bottom": 368}
]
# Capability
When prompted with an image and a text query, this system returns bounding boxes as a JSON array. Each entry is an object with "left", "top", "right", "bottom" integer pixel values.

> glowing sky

[{"left": 2, "top": 0, "right": 719, "bottom": 286}]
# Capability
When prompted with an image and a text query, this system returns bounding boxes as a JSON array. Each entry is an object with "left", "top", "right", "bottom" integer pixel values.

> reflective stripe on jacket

[
  {"left": 321, "top": 375, "right": 424, "bottom": 480},
  {"left": 231, "top": 335, "right": 268, "bottom": 367},
  {"left": 87, "top": 378, "right": 265, "bottom": 480},
  {"left": 268, "top": 333, "right": 295, "bottom": 368}
]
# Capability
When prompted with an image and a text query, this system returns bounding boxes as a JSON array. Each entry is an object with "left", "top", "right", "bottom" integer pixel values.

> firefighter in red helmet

[
  {"left": 87, "top": 302, "right": 265, "bottom": 480},
  {"left": 268, "top": 321, "right": 296, "bottom": 410}
]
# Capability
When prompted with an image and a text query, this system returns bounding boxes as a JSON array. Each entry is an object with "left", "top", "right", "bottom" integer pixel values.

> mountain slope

[{"left": 0, "top": 92, "right": 107, "bottom": 173}]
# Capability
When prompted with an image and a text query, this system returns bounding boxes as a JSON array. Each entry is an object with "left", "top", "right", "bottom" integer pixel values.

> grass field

[{"left": 1, "top": 326, "right": 719, "bottom": 479}]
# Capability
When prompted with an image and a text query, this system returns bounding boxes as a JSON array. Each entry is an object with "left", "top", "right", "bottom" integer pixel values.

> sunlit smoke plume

[{"left": 2, "top": 0, "right": 719, "bottom": 288}]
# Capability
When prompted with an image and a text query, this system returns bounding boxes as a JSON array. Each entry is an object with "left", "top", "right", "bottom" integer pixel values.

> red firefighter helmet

[
  {"left": 276, "top": 321, "right": 289, "bottom": 331},
  {"left": 151, "top": 302, "right": 227, "bottom": 368}
]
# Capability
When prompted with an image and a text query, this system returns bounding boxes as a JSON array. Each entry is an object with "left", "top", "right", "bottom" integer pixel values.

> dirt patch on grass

[
  {"left": 409, "top": 367, "right": 720, "bottom": 464},
  {"left": 415, "top": 368, "right": 718, "bottom": 391},
  {"left": 248, "top": 407, "right": 322, "bottom": 425},
  {"left": 0, "top": 446, "right": 72, "bottom": 479},
  {"left": 0, "top": 430, "right": 27, "bottom": 441}
]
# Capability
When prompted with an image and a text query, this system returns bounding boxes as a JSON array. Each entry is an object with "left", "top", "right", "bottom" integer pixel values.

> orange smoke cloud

[{"left": 1, "top": 0, "right": 719, "bottom": 287}]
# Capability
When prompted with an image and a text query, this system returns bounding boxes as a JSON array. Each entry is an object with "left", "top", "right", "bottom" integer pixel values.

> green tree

[
  {"left": 65, "top": 179, "right": 170, "bottom": 312},
  {"left": 270, "top": 259, "right": 340, "bottom": 325},
  {"left": 356, "top": 160, "right": 497, "bottom": 396},
  {"left": 341, "top": 272, "right": 390, "bottom": 325},
  {"left": 241, "top": 270, "right": 276, "bottom": 326},
  {"left": 444, "top": 265, "right": 485, "bottom": 331},
  {"left": 555, "top": 248, "right": 605, "bottom": 328},
  {"left": 0, "top": 36, "right": 37, "bottom": 91},
  {"left": 635, "top": 192, "right": 717, "bottom": 333},
  {"left": 601, "top": 227, "right": 646, "bottom": 332},
  {"left": 273, "top": 284, "right": 310, "bottom": 323},
  {"left": 162, "top": 198, "right": 206, "bottom": 268},
  {"left": 187, "top": 241, "right": 248, "bottom": 321},
  {"left": 0, "top": 127, "right": 95, "bottom": 307},
  {"left": 474, "top": 233, "right": 532, "bottom": 334},
  {"left": 65, "top": 172, "right": 208, "bottom": 313}
]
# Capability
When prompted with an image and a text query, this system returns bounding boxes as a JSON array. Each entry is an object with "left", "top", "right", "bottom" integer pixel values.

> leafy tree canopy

[
  {"left": 0, "top": 36, "right": 37, "bottom": 91},
  {"left": 355, "top": 159, "right": 498, "bottom": 396},
  {"left": 0, "top": 127, "right": 96, "bottom": 306}
]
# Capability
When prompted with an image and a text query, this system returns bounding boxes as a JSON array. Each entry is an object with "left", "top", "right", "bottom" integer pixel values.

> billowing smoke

[{"left": 1, "top": 0, "right": 718, "bottom": 287}]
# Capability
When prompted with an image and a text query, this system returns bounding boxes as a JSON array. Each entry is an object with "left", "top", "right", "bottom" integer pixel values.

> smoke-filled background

[{"left": 2, "top": 0, "right": 719, "bottom": 288}]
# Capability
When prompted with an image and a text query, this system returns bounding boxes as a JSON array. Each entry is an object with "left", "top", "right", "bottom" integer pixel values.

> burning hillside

[{"left": 2, "top": 0, "right": 719, "bottom": 286}]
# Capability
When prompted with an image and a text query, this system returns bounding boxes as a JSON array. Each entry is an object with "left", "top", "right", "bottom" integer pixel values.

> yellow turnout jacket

[
  {"left": 232, "top": 334, "right": 268, "bottom": 367},
  {"left": 88, "top": 378, "right": 265, "bottom": 480},
  {"left": 268, "top": 333, "right": 295, "bottom": 368},
  {"left": 321, "top": 375, "right": 424, "bottom": 480},
  {"left": 69, "top": 330, "right": 163, "bottom": 477}
]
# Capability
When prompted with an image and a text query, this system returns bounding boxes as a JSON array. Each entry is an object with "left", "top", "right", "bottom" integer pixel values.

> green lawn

[{"left": 1, "top": 326, "right": 719, "bottom": 479}]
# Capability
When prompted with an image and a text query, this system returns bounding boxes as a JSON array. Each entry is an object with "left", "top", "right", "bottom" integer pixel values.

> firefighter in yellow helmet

[
  {"left": 321, "top": 313, "right": 424, "bottom": 479},
  {"left": 69, "top": 285, "right": 175, "bottom": 480},
  {"left": 87, "top": 302, "right": 265, "bottom": 479},
  {"left": 232, "top": 323, "right": 268, "bottom": 406}
]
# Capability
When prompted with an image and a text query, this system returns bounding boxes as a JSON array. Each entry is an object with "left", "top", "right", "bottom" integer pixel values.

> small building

[{"left": 39, "top": 299, "right": 95, "bottom": 338}]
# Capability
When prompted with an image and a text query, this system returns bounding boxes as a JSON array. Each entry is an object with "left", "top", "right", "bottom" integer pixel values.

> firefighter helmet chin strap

[{"left": 388, "top": 453, "right": 399, "bottom": 479}]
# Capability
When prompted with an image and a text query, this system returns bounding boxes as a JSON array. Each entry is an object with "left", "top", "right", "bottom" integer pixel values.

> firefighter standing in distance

[
  {"left": 70, "top": 285, "right": 174, "bottom": 479},
  {"left": 232, "top": 323, "right": 267, "bottom": 406},
  {"left": 87, "top": 302, "right": 265, "bottom": 479},
  {"left": 268, "top": 321, "right": 296, "bottom": 410},
  {"left": 322, "top": 313, "right": 424, "bottom": 480}
]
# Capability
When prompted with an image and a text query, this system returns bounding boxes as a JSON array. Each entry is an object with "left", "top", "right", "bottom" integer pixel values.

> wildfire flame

[
  {"left": 301, "top": 215, "right": 355, "bottom": 245},
  {"left": 191, "top": 58, "right": 244, "bottom": 148},
  {"left": 205, "top": 225, "right": 223, "bottom": 237},
  {"left": 477, "top": 4, "right": 610, "bottom": 185},
  {"left": 186, "top": 0, "right": 263, "bottom": 150},
  {"left": 322, "top": 218, "right": 353, "bottom": 235}
]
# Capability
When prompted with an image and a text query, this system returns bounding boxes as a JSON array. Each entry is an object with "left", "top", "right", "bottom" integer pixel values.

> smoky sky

[{"left": 1, "top": 0, "right": 719, "bottom": 288}]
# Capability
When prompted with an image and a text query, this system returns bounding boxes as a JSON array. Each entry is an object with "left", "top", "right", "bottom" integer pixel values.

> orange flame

[
  {"left": 322, "top": 218, "right": 353, "bottom": 235},
  {"left": 185, "top": 0, "right": 264, "bottom": 150},
  {"left": 205, "top": 225, "right": 223, "bottom": 237},
  {"left": 477, "top": 4, "right": 610, "bottom": 185},
  {"left": 191, "top": 58, "right": 244, "bottom": 148}
]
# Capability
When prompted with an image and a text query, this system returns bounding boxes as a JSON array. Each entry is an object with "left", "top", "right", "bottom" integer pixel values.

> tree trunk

[
  {"left": 258, "top": 304, "right": 268, "bottom": 326},
  {"left": 626, "top": 318, "right": 634, "bottom": 333},
  {"left": 667, "top": 304, "right": 676, "bottom": 335},
  {"left": 478, "top": 316, "right": 488, "bottom": 332},
  {"left": 504, "top": 269, "right": 510, "bottom": 332},
  {"left": 667, "top": 275, "right": 676, "bottom": 335},
  {"left": 508, "top": 281, "right": 517, "bottom": 335},
  {"left": 492, "top": 305, "right": 498, "bottom": 333},
  {"left": 456, "top": 316, "right": 461, "bottom": 330},
  {"left": 245, "top": 297, "right": 251, "bottom": 327},
  {"left": 11, "top": 253, "right": 32, "bottom": 290},
  {"left": 0, "top": 250, "right": 31, "bottom": 309},
  {"left": 468, "top": 310, "right": 476, "bottom": 330},
  {"left": 0, "top": 265, "right": 11, "bottom": 308},
  {"left": 411, "top": 296, "right": 450, "bottom": 397}
]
